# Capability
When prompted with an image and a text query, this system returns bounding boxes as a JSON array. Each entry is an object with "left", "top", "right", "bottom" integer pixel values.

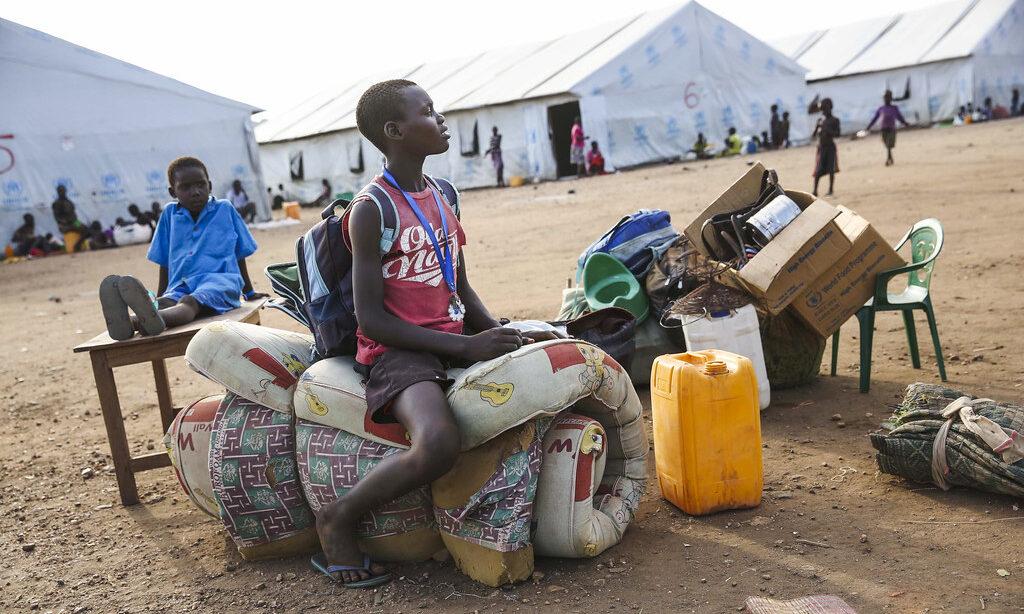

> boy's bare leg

[
  {"left": 813, "top": 175, "right": 821, "bottom": 196},
  {"left": 316, "top": 381, "right": 460, "bottom": 583},
  {"left": 158, "top": 295, "right": 203, "bottom": 328},
  {"left": 130, "top": 295, "right": 202, "bottom": 331},
  {"left": 827, "top": 173, "right": 835, "bottom": 196}
]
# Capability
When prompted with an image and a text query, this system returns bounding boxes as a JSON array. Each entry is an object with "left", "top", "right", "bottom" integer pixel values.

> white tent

[
  {"left": 257, "top": 1, "right": 809, "bottom": 197},
  {"left": 771, "top": 0, "right": 1024, "bottom": 131},
  {"left": 0, "top": 18, "right": 268, "bottom": 247}
]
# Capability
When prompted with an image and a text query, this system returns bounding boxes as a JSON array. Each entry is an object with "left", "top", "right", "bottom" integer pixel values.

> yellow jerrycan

[{"left": 651, "top": 349, "right": 762, "bottom": 515}]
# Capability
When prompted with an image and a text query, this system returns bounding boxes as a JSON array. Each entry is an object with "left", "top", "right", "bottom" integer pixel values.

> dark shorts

[
  {"left": 881, "top": 128, "right": 897, "bottom": 149},
  {"left": 356, "top": 349, "right": 455, "bottom": 423}
]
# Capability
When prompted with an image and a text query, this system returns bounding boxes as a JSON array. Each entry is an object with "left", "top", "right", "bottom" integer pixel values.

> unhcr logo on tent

[
  {"left": 98, "top": 172, "right": 125, "bottom": 199},
  {"left": 2, "top": 179, "right": 28, "bottom": 206},
  {"left": 145, "top": 169, "right": 165, "bottom": 196}
]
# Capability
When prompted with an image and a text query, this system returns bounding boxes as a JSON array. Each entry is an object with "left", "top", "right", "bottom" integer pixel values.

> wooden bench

[{"left": 74, "top": 299, "right": 265, "bottom": 505}]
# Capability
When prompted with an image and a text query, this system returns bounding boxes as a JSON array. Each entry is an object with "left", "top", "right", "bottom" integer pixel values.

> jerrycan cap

[{"left": 703, "top": 360, "right": 729, "bottom": 375}]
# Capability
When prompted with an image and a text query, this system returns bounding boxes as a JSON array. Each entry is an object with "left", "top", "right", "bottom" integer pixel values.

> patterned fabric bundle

[
  {"left": 210, "top": 394, "right": 318, "bottom": 559},
  {"left": 433, "top": 419, "right": 549, "bottom": 552},
  {"left": 294, "top": 419, "right": 443, "bottom": 562},
  {"left": 871, "top": 383, "right": 1024, "bottom": 497}
]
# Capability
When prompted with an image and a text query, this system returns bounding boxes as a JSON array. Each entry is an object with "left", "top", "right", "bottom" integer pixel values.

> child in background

[
  {"left": 98, "top": 156, "right": 267, "bottom": 341},
  {"left": 865, "top": 89, "right": 909, "bottom": 167},
  {"left": 721, "top": 127, "right": 742, "bottom": 156},
  {"left": 780, "top": 112, "right": 791, "bottom": 148},
  {"left": 812, "top": 98, "right": 840, "bottom": 196},
  {"left": 690, "top": 132, "right": 712, "bottom": 159},
  {"left": 570, "top": 117, "right": 586, "bottom": 177},
  {"left": 586, "top": 140, "right": 605, "bottom": 175}
]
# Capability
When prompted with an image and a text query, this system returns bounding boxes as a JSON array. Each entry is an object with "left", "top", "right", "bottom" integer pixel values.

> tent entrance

[{"left": 547, "top": 101, "right": 581, "bottom": 177}]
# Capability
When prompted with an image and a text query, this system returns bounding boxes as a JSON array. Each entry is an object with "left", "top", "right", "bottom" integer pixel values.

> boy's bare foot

[{"left": 315, "top": 500, "right": 388, "bottom": 584}]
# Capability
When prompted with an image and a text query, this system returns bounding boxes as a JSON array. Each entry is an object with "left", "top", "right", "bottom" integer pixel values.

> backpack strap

[
  {"left": 347, "top": 180, "right": 401, "bottom": 255},
  {"left": 425, "top": 175, "right": 461, "bottom": 220}
]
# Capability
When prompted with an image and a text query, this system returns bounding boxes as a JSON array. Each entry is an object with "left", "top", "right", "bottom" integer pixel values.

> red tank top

[{"left": 344, "top": 176, "right": 467, "bottom": 365}]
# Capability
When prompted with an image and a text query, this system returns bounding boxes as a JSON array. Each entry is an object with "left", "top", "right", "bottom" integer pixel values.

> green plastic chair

[
  {"left": 582, "top": 253, "right": 649, "bottom": 323},
  {"left": 830, "top": 218, "right": 947, "bottom": 392}
]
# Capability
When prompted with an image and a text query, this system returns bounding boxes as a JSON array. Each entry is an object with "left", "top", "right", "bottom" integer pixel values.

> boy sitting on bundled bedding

[
  {"left": 98, "top": 156, "right": 267, "bottom": 341},
  {"left": 311, "top": 80, "right": 557, "bottom": 588}
]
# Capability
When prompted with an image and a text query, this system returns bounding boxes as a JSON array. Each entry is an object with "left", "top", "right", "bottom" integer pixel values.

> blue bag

[{"left": 576, "top": 209, "right": 679, "bottom": 281}]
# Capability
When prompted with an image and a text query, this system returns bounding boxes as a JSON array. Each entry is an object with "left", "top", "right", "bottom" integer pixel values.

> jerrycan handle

[{"left": 677, "top": 351, "right": 732, "bottom": 375}]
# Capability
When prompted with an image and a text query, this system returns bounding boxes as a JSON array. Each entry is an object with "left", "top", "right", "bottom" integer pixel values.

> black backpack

[{"left": 266, "top": 175, "right": 460, "bottom": 360}]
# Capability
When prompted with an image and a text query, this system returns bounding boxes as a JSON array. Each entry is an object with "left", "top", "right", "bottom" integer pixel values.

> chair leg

[
  {"left": 857, "top": 308, "right": 875, "bottom": 393},
  {"left": 830, "top": 329, "right": 840, "bottom": 376},
  {"left": 923, "top": 300, "right": 948, "bottom": 382},
  {"left": 902, "top": 310, "right": 921, "bottom": 369}
]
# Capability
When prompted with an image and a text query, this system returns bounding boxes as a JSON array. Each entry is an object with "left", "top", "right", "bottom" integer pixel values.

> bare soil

[{"left": 2, "top": 118, "right": 1023, "bottom": 614}]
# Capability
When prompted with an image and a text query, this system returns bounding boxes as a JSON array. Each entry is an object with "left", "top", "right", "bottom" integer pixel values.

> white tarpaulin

[
  {"left": 772, "top": 0, "right": 1024, "bottom": 131},
  {"left": 0, "top": 18, "right": 267, "bottom": 248},
  {"left": 257, "top": 1, "right": 809, "bottom": 195}
]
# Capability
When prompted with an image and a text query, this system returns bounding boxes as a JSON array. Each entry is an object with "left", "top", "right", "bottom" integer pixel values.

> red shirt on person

[{"left": 344, "top": 176, "right": 467, "bottom": 366}]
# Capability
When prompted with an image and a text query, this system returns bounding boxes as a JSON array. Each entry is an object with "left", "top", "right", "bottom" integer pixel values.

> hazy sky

[{"left": 5, "top": 0, "right": 946, "bottom": 113}]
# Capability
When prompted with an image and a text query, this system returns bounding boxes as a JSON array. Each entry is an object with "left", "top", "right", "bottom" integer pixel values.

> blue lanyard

[{"left": 380, "top": 168, "right": 457, "bottom": 295}]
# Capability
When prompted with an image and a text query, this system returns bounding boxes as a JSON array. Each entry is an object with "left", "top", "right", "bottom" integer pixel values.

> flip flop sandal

[
  {"left": 311, "top": 552, "right": 392, "bottom": 588},
  {"left": 117, "top": 276, "right": 166, "bottom": 336},
  {"left": 99, "top": 275, "right": 134, "bottom": 341}
]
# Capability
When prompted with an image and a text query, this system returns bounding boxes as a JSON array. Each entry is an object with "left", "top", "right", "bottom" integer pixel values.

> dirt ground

[{"left": 2, "top": 118, "right": 1023, "bottom": 614}]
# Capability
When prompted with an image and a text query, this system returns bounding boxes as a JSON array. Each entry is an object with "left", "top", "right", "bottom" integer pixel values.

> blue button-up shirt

[{"left": 147, "top": 197, "right": 258, "bottom": 313}]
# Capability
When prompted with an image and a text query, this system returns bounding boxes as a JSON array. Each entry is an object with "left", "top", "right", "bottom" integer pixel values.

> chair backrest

[{"left": 901, "top": 219, "right": 943, "bottom": 289}]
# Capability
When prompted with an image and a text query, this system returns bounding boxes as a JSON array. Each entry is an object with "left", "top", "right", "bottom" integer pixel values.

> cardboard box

[
  {"left": 684, "top": 163, "right": 853, "bottom": 315},
  {"left": 791, "top": 206, "right": 906, "bottom": 338}
]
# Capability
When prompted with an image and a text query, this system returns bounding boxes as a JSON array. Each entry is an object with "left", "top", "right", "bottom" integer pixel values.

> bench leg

[
  {"left": 152, "top": 359, "right": 176, "bottom": 432},
  {"left": 90, "top": 352, "right": 139, "bottom": 506}
]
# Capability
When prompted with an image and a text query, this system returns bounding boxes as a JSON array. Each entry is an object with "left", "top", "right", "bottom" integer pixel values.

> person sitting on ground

[
  {"left": 51, "top": 184, "right": 88, "bottom": 252},
  {"left": 721, "top": 127, "right": 742, "bottom": 156},
  {"left": 128, "top": 203, "right": 155, "bottom": 232},
  {"left": 780, "top": 111, "right": 791, "bottom": 147},
  {"left": 586, "top": 140, "right": 605, "bottom": 175},
  {"left": 981, "top": 97, "right": 994, "bottom": 121},
  {"left": 11, "top": 213, "right": 44, "bottom": 257},
  {"left": 87, "top": 221, "right": 115, "bottom": 250},
  {"left": 812, "top": 97, "right": 840, "bottom": 197},
  {"left": 866, "top": 89, "right": 910, "bottom": 167},
  {"left": 98, "top": 156, "right": 268, "bottom": 341},
  {"left": 314, "top": 79, "right": 557, "bottom": 588},
  {"left": 690, "top": 132, "right": 713, "bottom": 159},
  {"left": 114, "top": 217, "right": 133, "bottom": 228},
  {"left": 955, "top": 106, "right": 967, "bottom": 126},
  {"left": 226, "top": 179, "right": 256, "bottom": 223},
  {"left": 308, "top": 178, "right": 333, "bottom": 209}
]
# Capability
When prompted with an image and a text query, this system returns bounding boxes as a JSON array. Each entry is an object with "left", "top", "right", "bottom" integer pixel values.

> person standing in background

[
  {"left": 865, "top": 89, "right": 909, "bottom": 167},
  {"left": 484, "top": 126, "right": 504, "bottom": 187},
  {"left": 570, "top": 117, "right": 586, "bottom": 178},
  {"left": 812, "top": 98, "right": 840, "bottom": 197},
  {"left": 769, "top": 104, "right": 782, "bottom": 149},
  {"left": 780, "top": 112, "right": 791, "bottom": 148}
]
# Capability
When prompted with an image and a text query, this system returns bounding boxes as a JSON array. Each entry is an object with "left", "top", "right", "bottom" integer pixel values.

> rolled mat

[{"left": 871, "top": 383, "right": 1024, "bottom": 498}]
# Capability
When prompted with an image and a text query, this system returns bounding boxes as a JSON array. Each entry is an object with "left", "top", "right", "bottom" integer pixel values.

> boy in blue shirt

[{"left": 99, "top": 156, "right": 267, "bottom": 340}]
